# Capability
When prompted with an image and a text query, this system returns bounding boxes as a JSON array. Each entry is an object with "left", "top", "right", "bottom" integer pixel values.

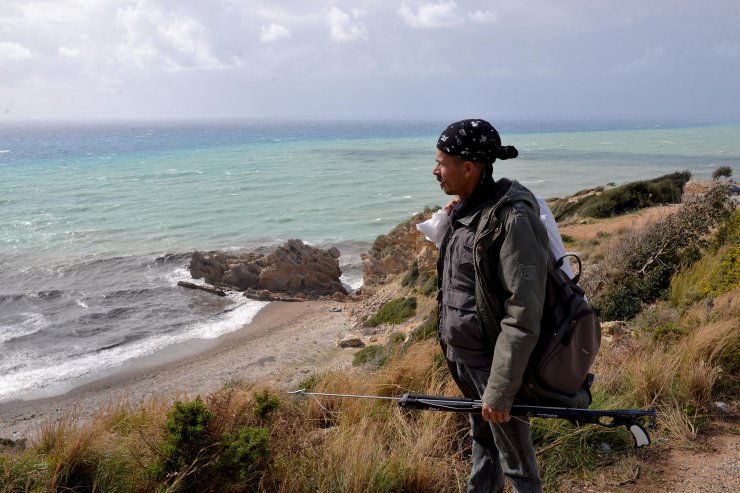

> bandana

[{"left": 436, "top": 119, "right": 518, "bottom": 165}]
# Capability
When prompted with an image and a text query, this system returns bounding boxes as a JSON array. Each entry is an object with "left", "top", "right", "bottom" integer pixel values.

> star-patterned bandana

[{"left": 436, "top": 119, "right": 518, "bottom": 164}]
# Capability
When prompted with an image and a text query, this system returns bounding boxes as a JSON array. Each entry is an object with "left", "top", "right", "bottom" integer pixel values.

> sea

[{"left": 1, "top": 119, "right": 739, "bottom": 403}]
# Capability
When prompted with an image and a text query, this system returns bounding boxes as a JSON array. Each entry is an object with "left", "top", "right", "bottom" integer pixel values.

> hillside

[{"left": 0, "top": 179, "right": 737, "bottom": 492}]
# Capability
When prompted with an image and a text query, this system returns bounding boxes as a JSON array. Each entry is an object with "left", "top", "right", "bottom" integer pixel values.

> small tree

[{"left": 712, "top": 165, "right": 733, "bottom": 181}]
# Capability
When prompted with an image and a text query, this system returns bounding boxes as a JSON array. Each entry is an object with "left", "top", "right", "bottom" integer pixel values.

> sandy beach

[{"left": 0, "top": 299, "right": 356, "bottom": 440}]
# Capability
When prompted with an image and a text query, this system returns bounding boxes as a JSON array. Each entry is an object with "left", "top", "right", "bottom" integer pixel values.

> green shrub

[
  {"left": 254, "top": 390, "right": 281, "bottom": 420},
  {"left": 712, "top": 165, "right": 733, "bottom": 180},
  {"left": 712, "top": 209, "right": 740, "bottom": 249},
  {"left": 407, "top": 308, "right": 438, "bottom": 344},
  {"left": 551, "top": 171, "right": 690, "bottom": 220},
  {"left": 651, "top": 322, "right": 688, "bottom": 344},
  {"left": 157, "top": 397, "right": 215, "bottom": 479},
  {"left": 401, "top": 260, "right": 438, "bottom": 297},
  {"left": 590, "top": 185, "right": 734, "bottom": 320},
  {"left": 150, "top": 396, "right": 272, "bottom": 490},
  {"left": 364, "top": 297, "right": 417, "bottom": 327},
  {"left": 353, "top": 332, "right": 406, "bottom": 368},
  {"left": 353, "top": 345, "right": 389, "bottom": 367},
  {"left": 593, "top": 284, "right": 642, "bottom": 321},
  {"left": 215, "top": 426, "right": 270, "bottom": 484},
  {"left": 418, "top": 272, "right": 438, "bottom": 297},
  {"left": 297, "top": 373, "right": 321, "bottom": 392},
  {"left": 400, "top": 260, "right": 420, "bottom": 287},
  {"left": 705, "top": 244, "right": 740, "bottom": 297}
]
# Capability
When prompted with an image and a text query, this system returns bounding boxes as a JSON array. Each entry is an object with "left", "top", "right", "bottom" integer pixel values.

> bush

[
  {"left": 592, "top": 284, "right": 642, "bottom": 321},
  {"left": 705, "top": 244, "right": 740, "bottom": 297},
  {"left": 551, "top": 172, "right": 690, "bottom": 220},
  {"left": 155, "top": 397, "right": 215, "bottom": 481},
  {"left": 589, "top": 186, "right": 734, "bottom": 320},
  {"left": 215, "top": 426, "right": 270, "bottom": 484},
  {"left": 407, "top": 307, "right": 438, "bottom": 344},
  {"left": 401, "top": 260, "right": 438, "bottom": 297},
  {"left": 712, "top": 165, "right": 733, "bottom": 180},
  {"left": 364, "top": 297, "right": 417, "bottom": 327},
  {"left": 400, "top": 260, "right": 420, "bottom": 287},
  {"left": 353, "top": 332, "right": 406, "bottom": 368},
  {"left": 651, "top": 322, "right": 688, "bottom": 344},
  {"left": 149, "top": 395, "right": 271, "bottom": 490},
  {"left": 254, "top": 390, "right": 281, "bottom": 420}
]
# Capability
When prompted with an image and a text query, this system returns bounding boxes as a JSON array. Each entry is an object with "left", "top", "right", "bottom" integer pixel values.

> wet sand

[{"left": 0, "top": 299, "right": 355, "bottom": 440}]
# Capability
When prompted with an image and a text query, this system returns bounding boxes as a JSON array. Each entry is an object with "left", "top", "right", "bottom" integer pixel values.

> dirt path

[
  {"left": 627, "top": 431, "right": 739, "bottom": 493},
  {"left": 558, "top": 205, "right": 680, "bottom": 240}
]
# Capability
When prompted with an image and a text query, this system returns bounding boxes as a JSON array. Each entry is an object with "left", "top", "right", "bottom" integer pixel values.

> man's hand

[
  {"left": 482, "top": 402, "right": 511, "bottom": 423},
  {"left": 442, "top": 196, "right": 460, "bottom": 215}
]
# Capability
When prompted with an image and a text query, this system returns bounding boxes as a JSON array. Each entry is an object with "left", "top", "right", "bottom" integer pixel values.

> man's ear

[
  {"left": 462, "top": 160, "right": 475, "bottom": 176},
  {"left": 463, "top": 160, "right": 483, "bottom": 178}
]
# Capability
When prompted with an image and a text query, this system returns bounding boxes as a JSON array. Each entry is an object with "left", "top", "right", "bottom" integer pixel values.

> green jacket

[{"left": 443, "top": 178, "right": 549, "bottom": 411}]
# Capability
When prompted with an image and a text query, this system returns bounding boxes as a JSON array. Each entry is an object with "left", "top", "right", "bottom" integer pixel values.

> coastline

[{"left": 0, "top": 299, "right": 355, "bottom": 440}]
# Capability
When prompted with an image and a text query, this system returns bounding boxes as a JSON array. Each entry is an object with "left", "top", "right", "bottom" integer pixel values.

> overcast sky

[{"left": 1, "top": 0, "right": 739, "bottom": 121}]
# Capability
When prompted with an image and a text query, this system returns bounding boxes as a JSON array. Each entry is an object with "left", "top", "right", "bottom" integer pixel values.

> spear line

[{"left": 289, "top": 389, "right": 657, "bottom": 448}]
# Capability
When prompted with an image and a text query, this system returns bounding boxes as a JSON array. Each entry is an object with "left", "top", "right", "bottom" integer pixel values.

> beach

[{"left": 0, "top": 299, "right": 355, "bottom": 440}]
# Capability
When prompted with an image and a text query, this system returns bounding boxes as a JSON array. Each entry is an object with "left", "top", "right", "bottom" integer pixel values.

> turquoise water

[
  {"left": 0, "top": 119, "right": 738, "bottom": 401},
  {"left": 3, "top": 120, "right": 738, "bottom": 264}
]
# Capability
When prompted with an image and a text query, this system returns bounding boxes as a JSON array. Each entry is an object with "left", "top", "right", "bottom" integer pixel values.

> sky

[{"left": 1, "top": 0, "right": 739, "bottom": 121}]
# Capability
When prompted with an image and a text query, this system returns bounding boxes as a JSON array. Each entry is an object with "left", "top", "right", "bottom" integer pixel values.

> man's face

[{"left": 433, "top": 149, "right": 467, "bottom": 196}]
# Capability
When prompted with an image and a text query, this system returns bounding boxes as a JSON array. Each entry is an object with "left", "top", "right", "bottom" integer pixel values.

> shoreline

[{"left": 0, "top": 299, "right": 355, "bottom": 440}]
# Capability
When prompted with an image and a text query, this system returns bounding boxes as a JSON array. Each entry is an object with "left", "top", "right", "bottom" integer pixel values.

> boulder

[
  {"left": 362, "top": 208, "right": 439, "bottom": 286},
  {"left": 337, "top": 334, "right": 365, "bottom": 348},
  {"left": 188, "top": 240, "right": 346, "bottom": 299}
]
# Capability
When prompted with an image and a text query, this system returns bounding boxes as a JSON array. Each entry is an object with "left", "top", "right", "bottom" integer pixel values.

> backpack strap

[{"left": 554, "top": 253, "right": 583, "bottom": 285}]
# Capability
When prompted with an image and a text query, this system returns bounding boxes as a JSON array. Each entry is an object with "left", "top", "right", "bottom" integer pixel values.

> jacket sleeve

[{"left": 481, "top": 204, "right": 548, "bottom": 411}]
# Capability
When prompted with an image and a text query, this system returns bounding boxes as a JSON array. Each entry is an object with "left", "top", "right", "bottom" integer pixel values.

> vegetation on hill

[
  {"left": 1, "top": 182, "right": 737, "bottom": 492},
  {"left": 712, "top": 165, "right": 733, "bottom": 180},
  {"left": 550, "top": 171, "right": 691, "bottom": 221},
  {"left": 585, "top": 186, "right": 735, "bottom": 321}
]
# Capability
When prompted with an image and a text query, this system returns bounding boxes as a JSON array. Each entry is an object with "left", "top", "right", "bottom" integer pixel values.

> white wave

[
  {"left": 161, "top": 266, "right": 192, "bottom": 284},
  {"left": 0, "top": 150, "right": 10, "bottom": 154},
  {"left": 340, "top": 272, "right": 364, "bottom": 292},
  {"left": 0, "top": 312, "right": 48, "bottom": 344},
  {"left": 0, "top": 296, "right": 268, "bottom": 401}
]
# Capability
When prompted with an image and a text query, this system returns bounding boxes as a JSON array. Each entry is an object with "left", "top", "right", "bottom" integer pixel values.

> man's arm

[{"left": 481, "top": 204, "right": 548, "bottom": 414}]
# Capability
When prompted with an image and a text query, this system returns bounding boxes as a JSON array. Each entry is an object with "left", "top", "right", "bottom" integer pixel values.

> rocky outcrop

[
  {"left": 362, "top": 208, "right": 439, "bottom": 286},
  {"left": 189, "top": 239, "right": 346, "bottom": 300}
]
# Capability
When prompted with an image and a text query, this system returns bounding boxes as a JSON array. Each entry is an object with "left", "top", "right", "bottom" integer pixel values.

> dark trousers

[{"left": 453, "top": 361, "right": 542, "bottom": 493}]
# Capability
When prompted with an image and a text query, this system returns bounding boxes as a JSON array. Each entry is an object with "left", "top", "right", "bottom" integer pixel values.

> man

[{"left": 433, "top": 119, "right": 548, "bottom": 493}]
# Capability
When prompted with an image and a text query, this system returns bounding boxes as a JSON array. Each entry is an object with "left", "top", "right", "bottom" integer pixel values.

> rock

[
  {"left": 713, "top": 401, "right": 731, "bottom": 414},
  {"left": 328, "top": 247, "right": 341, "bottom": 259},
  {"left": 331, "top": 291, "right": 346, "bottom": 302},
  {"left": 362, "top": 209, "right": 439, "bottom": 286},
  {"left": 601, "top": 320, "right": 629, "bottom": 337},
  {"left": 337, "top": 335, "right": 365, "bottom": 348},
  {"left": 188, "top": 240, "right": 346, "bottom": 299},
  {"left": 177, "top": 281, "right": 227, "bottom": 297}
]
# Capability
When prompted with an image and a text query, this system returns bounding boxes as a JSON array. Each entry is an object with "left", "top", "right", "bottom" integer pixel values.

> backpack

[{"left": 516, "top": 253, "right": 601, "bottom": 409}]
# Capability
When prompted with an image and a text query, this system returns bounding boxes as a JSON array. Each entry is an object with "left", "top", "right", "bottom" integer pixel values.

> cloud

[
  {"left": 398, "top": 1, "right": 464, "bottom": 29},
  {"left": 115, "top": 1, "right": 228, "bottom": 71},
  {"left": 468, "top": 10, "right": 497, "bottom": 24},
  {"left": 58, "top": 46, "right": 81, "bottom": 58},
  {"left": 0, "top": 41, "right": 34, "bottom": 60},
  {"left": 326, "top": 6, "right": 368, "bottom": 41},
  {"left": 260, "top": 23, "right": 291, "bottom": 43}
]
